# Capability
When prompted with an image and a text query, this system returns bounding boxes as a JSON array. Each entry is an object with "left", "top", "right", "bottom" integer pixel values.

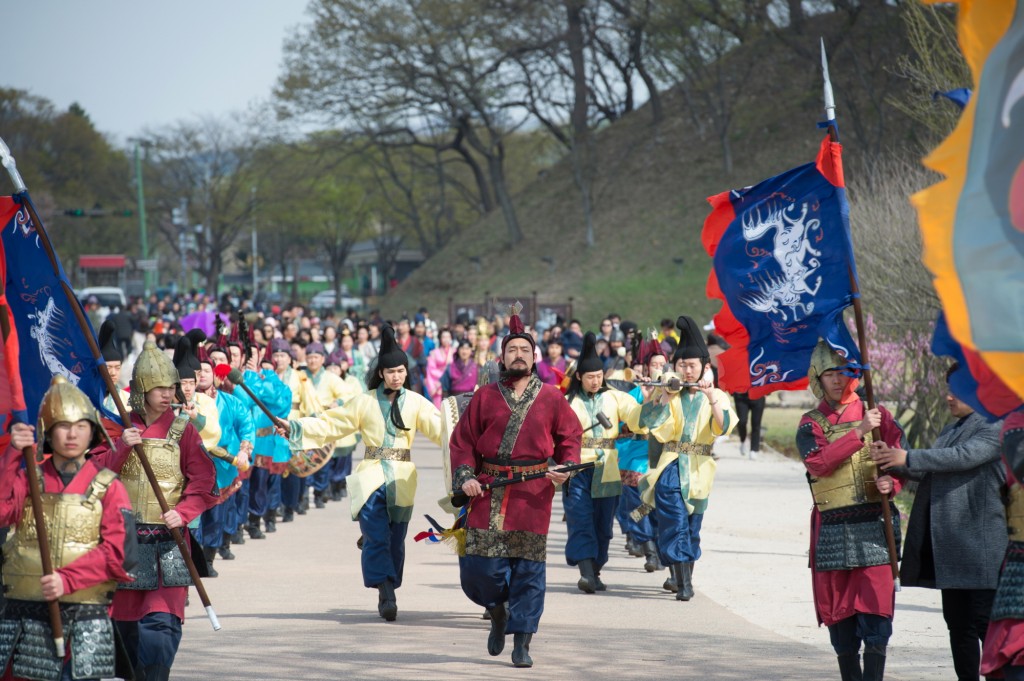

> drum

[{"left": 287, "top": 446, "right": 333, "bottom": 478}]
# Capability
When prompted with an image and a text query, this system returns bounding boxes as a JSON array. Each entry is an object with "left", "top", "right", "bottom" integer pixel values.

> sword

[{"left": 451, "top": 460, "right": 597, "bottom": 508}]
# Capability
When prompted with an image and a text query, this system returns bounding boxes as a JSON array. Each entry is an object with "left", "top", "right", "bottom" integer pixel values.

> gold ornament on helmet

[
  {"left": 129, "top": 340, "right": 179, "bottom": 413},
  {"left": 808, "top": 340, "right": 849, "bottom": 401},
  {"left": 37, "top": 375, "right": 104, "bottom": 452}
]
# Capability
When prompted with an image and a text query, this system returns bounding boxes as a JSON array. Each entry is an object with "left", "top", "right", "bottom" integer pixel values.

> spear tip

[{"left": 820, "top": 38, "right": 836, "bottom": 123}]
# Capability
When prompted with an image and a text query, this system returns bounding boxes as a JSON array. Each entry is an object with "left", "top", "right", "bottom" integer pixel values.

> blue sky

[{"left": 9, "top": 1, "right": 309, "bottom": 143}]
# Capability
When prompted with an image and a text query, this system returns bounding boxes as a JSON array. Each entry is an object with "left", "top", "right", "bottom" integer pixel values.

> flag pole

[
  {"left": 821, "top": 39, "right": 901, "bottom": 591},
  {"left": 0, "top": 302, "right": 65, "bottom": 658},
  {"left": 0, "top": 137, "right": 222, "bottom": 629}
]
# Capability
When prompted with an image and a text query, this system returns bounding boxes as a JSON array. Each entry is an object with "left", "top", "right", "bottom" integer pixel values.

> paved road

[{"left": 174, "top": 437, "right": 952, "bottom": 680}]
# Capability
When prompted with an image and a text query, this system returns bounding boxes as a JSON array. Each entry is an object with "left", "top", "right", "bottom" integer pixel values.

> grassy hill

[{"left": 379, "top": 9, "right": 920, "bottom": 330}]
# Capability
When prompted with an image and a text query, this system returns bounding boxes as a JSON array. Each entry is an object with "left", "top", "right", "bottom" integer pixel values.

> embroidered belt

[
  {"left": 664, "top": 441, "right": 713, "bottom": 456},
  {"left": 364, "top": 446, "right": 411, "bottom": 462},
  {"left": 255, "top": 427, "right": 277, "bottom": 438},
  {"left": 482, "top": 461, "right": 548, "bottom": 477},
  {"left": 581, "top": 437, "right": 617, "bottom": 449}
]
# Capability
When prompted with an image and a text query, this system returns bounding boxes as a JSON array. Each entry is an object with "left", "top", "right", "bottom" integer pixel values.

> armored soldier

[
  {"left": 796, "top": 340, "right": 905, "bottom": 681},
  {"left": 0, "top": 376, "right": 135, "bottom": 681},
  {"left": 98, "top": 340, "right": 217, "bottom": 681}
]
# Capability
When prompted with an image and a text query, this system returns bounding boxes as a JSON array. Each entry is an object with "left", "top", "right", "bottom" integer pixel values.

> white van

[{"left": 78, "top": 286, "right": 127, "bottom": 319}]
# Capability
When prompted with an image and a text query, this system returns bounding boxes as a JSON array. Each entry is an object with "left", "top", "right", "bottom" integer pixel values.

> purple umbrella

[{"left": 180, "top": 310, "right": 229, "bottom": 337}]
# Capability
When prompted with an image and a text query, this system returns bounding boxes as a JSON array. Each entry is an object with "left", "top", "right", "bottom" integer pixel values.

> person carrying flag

[
  {"left": 563, "top": 332, "right": 659, "bottom": 594},
  {"left": 637, "top": 315, "right": 735, "bottom": 602},
  {"left": 448, "top": 305, "right": 582, "bottom": 668},
  {"left": 0, "top": 376, "right": 136, "bottom": 681},
  {"left": 796, "top": 340, "right": 907, "bottom": 681},
  {"left": 278, "top": 326, "right": 443, "bottom": 622},
  {"left": 97, "top": 340, "right": 218, "bottom": 681}
]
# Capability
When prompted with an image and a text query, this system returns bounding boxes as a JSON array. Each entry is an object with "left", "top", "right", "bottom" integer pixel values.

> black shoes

[
  {"left": 263, "top": 511, "right": 277, "bottom": 534},
  {"left": 377, "top": 581, "right": 398, "bottom": 621},
  {"left": 201, "top": 546, "right": 218, "bottom": 578},
  {"left": 837, "top": 653, "right": 863, "bottom": 681},
  {"left": 487, "top": 603, "right": 508, "bottom": 656},
  {"left": 282, "top": 507, "right": 295, "bottom": 523},
  {"left": 670, "top": 563, "right": 694, "bottom": 601},
  {"left": 314, "top": 491, "right": 327, "bottom": 509},
  {"left": 511, "top": 633, "right": 533, "bottom": 668}
]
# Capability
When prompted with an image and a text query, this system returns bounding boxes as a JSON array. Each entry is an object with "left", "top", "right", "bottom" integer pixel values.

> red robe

[
  {"left": 982, "top": 409, "right": 1024, "bottom": 677},
  {"left": 93, "top": 410, "right": 217, "bottom": 621},
  {"left": 0, "top": 449, "right": 134, "bottom": 596},
  {"left": 798, "top": 399, "right": 905, "bottom": 627},
  {"left": 449, "top": 376, "right": 581, "bottom": 560}
]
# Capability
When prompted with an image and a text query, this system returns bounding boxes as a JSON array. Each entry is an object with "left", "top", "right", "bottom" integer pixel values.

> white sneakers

[
  {"left": 740, "top": 441, "right": 750, "bottom": 457},
  {"left": 749, "top": 450, "right": 759, "bottom": 460}
]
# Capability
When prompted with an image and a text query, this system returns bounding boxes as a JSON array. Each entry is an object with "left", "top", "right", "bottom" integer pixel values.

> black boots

[
  {"left": 330, "top": 480, "right": 347, "bottom": 501},
  {"left": 138, "top": 665, "right": 171, "bottom": 681},
  {"left": 230, "top": 527, "right": 246, "bottom": 544},
  {"left": 282, "top": 507, "right": 295, "bottom": 522},
  {"left": 625, "top": 535, "right": 644, "bottom": 557},
  {"left": 264, "top": 510, "right": 277, "bottom": 533},
  {"left": 670, "top": 563, "right": 694, "bottom": 601},
  {"left": 487, "top": 603, "right": 508, "bottom": 656},
  {"left": 511, "top": 633, "right": 533, "bottom": 668},
  {"left": 837, "top": 653, "right": 863, "bottom": 681},
  {"left": 862, "top": 645, "right": 886, "bottom": 681},
  {"left": 377, "top": 581, "right": 397, "bottom": 621},
  {"left": 576, "top": 559, "right": 597, "bottom": 594},
  {"left": 642, "top": 541, "right": 661, "bottom": 572},
  {"left": 201, "top": 546, "right": 218, "bottom": 578},
  {"left": 314, "top": 489, "right": 327, "bottom": 509},
  {"left": 246, "top": 513, "right": 265, "bottom": 539},
  {"left": 218, "top": 534, "right": 235, "bottom": 560}
]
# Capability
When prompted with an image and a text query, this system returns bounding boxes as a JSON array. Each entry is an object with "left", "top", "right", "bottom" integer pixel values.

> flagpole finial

[
  {"left": 0, "top": 136, "right": 27, "bottom": 194},
  {"left": 821, "top": 38, "right": 836, "bottom": 123}
]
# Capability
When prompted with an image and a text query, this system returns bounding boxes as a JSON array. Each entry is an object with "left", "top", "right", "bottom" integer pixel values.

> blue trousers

[
  {"left": 358, "top": 487, "right": 408, "bottom": 588},
  {"left": 116, "top": 612, "right": 182, "bottom": 670},
  {"left": 460, "top": 555, "right": 546, "bottom": 634},
  {"left": 312, "top": 463, "right": 332, "bottom": 492},
  {"left": 654, "top": 464, "right": 704, "bottom": 564},
  {"left": 198, "top": 503, "right": 225, "bottom": 548},
  {"left": 827, "top": 614, "right": 892, "bottom": 655},
  {"left": 248, "top": 467, "right": 269, "bottom": 517},
  {"left": 564, "top": 468, "right": 617, "bottom": 570},
  {"left": 331, "top": 451, "right": 353, "bottom": 483},
  {"left": 230, "top": 478, "right": 249, "bottom": 531},
  {"left": 281, "top": 472, "right": 302, "bottom": 510},
  {"left": 617, "top": 484, "right": 654, "bottom": 543},
  {"left": 267, "top": 473, "right": 282, "bottom": 511}
]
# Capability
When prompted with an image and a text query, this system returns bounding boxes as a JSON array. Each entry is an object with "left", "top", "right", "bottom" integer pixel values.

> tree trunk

[
  {"left": 290, "top": 256, "right": 300, "bottom": 303},
  {"left": 565, "top": 0, "right": 596, "bottom": 246},
  {"left": 452, "top": 135, "right": 496, "bottom": 214},
  {"left": 486, "top": 151, "right": 523, "bottom": 245},
  {"left": 788, "top": 0, "right": 805, "bottom": 33}
]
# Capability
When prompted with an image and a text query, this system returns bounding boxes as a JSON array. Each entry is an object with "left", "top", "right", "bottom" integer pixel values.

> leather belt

[
  {"left": 581, "top": 437, "right": 617, "bottom": 449},
  {"left": 663, "top": 441, "right": 713, "bottom": 456},
  {"left": 482, "top": 461, "right": 548, "bottom": 477},
  {"left": 364, "top": 446, "right": 411, "bottom": 462}
]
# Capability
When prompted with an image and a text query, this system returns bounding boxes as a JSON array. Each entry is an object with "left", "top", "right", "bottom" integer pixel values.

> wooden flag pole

[{"left": 821, "top": 40, "right": 901, "bottom": 590}]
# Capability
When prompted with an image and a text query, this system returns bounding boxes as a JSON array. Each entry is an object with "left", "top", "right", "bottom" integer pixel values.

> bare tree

[{"left": 144, "top": 114, "right": 269, "bottom": 294}]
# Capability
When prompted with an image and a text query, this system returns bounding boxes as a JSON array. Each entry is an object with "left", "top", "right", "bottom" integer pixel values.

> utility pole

[
  {"left": 133, "top": 141, "right": 151, "bottom": 295},
  {"left": 250, "top": 186, "right": 258, "bottom": 297}
]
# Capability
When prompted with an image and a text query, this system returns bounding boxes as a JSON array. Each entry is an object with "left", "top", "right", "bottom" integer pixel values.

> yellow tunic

[
  {"left": 642, "top": 388, "right": 734, "bottom": 514},
  {"left": 191, "top": 392, "right": 222, "bottom": 450},
  {"left": 288, "top": 386, "right": 443, "bottom": 522},
  {"left": 567, "top": 389, "right": 647, "bottom": 497}
]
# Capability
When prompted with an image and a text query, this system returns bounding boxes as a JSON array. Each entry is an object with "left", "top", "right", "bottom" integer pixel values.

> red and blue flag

[
  {"left": 0, "top": 194, "right": 111, "bottom": 424},
  {"left": 702, "top": 135, "right": 862, "bottom": 399}
]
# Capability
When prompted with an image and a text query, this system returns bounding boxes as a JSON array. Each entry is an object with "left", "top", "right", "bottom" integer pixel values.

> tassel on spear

[
  {"left": 0, "top": 136, "right": 223, "bottom": 628},
  {"left": 820, "top": 40, "right": 901, "bottom": 591}
]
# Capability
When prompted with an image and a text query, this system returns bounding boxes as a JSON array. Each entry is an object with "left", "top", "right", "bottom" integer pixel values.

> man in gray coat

[{"left": 872, "top": 364, "right": 1005, "bottom": 681}]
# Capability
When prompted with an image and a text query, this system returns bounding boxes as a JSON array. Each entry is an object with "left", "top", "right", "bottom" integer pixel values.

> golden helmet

[
  {"left": 37, "top": 375, "right": 104, "bottom": 451},
  {"left": 808, "top": 340, "right": 849, "bottom": 401},
  {"left": 129, "top": 340, "right": 179, "bottom": 413}
]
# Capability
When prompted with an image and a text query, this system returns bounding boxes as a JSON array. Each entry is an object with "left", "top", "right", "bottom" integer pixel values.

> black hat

[
  {"left": 98, "top": 320, "right": 122, "bottom": 362},
  {"left": 377, "top": 325, "right": 408, "bottom": 371},
  {"left": 671, "top": 315, "right": 710, "bottom": 366},
  {"left": 576, "top": 332, "right": 605, "bottom": 374},
  {"left": 172, "top": 336, "right": 201, "bottom": 381}
]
